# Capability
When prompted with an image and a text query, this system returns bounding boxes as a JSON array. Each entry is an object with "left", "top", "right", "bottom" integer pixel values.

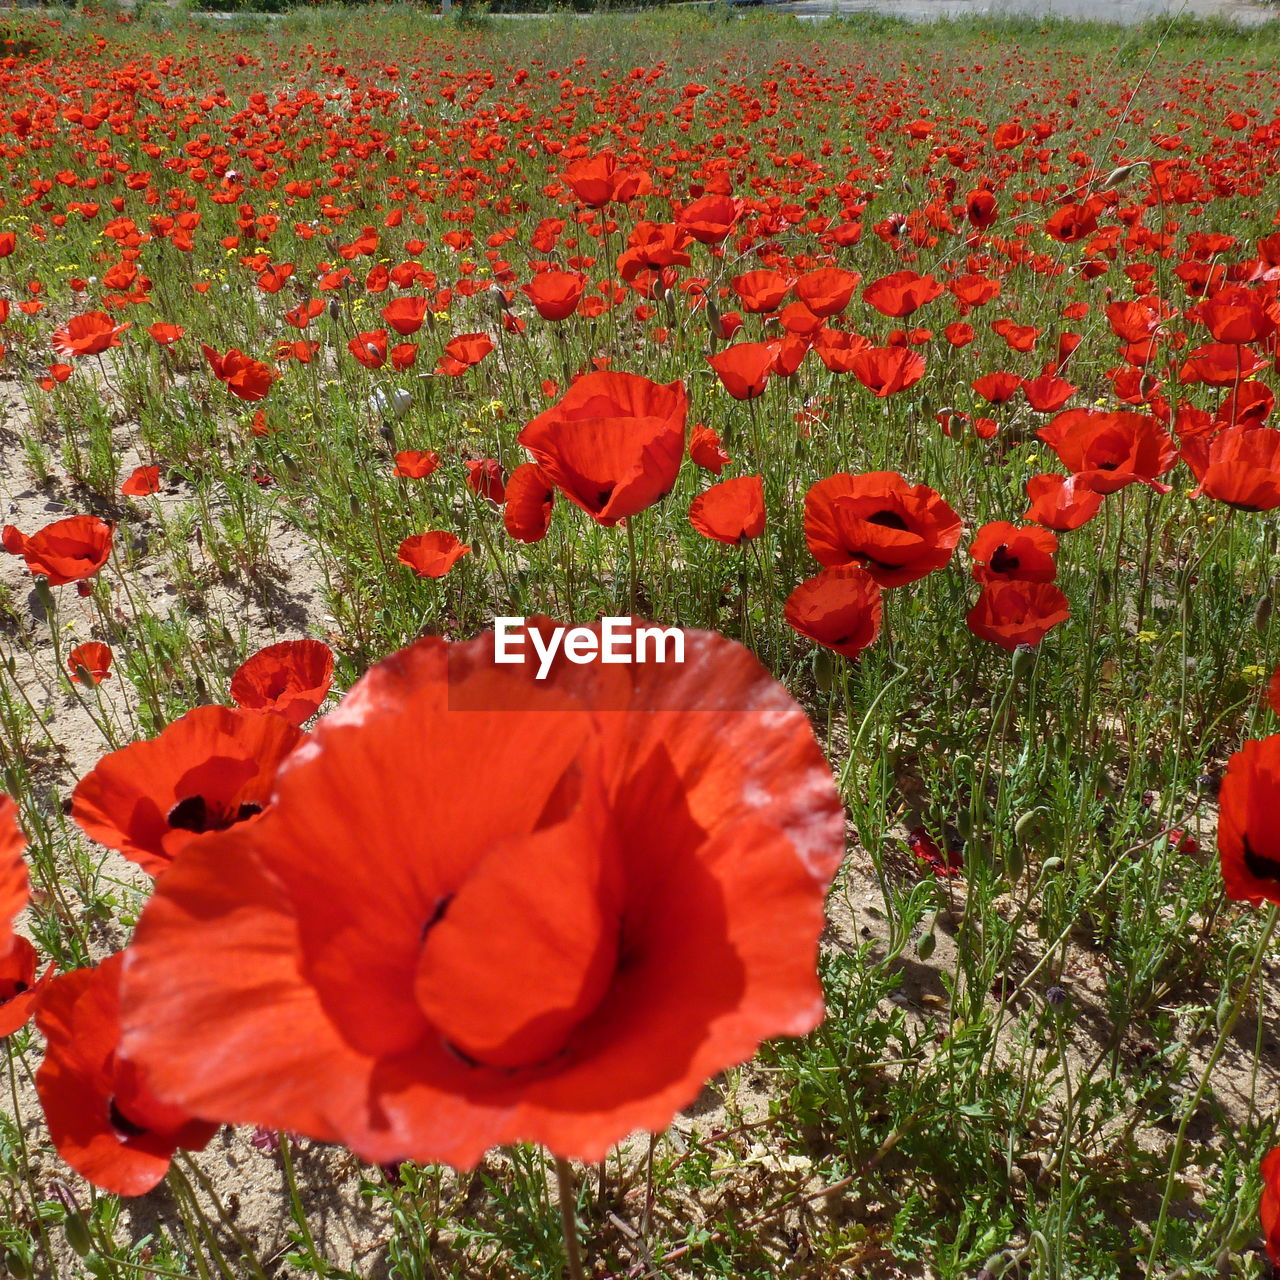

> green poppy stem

[{"left": 554, "top": 1156, "right": 586, "bottom": 1280}]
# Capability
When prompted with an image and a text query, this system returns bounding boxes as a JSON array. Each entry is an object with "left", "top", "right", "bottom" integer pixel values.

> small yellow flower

[
  {"left": 1136, "top": 631, "right": 1158, "bottom": 644},
  {"left": 1242, "top": 664, "right": 1267, "bottom": 680}
]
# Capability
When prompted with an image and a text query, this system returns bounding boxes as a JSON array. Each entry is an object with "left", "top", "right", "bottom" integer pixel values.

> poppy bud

[
  {"left": 1256, "top": 595, "right": 1272, "bottom": 634},
  {"left": 1014, "top": 808, "right": 1045, "bottom": 843},
  {"left": 1011, "top": 643, "right": 1037, "bottom": 679},
  {"left": 63, "top": 1212, "right": 92, "bottom": 1258},
  {"left": 1100, "top": 161, "right": 1144, "bottom": 190},
  {"left": 34, "top": 577, "right": 55, "bottom": 618},
  {"left": 916, "top": 919, "right": 937, "bottom": 961},
  {"left": 349, "top": 493, "right": 362, "bottom": 518},
  {"left": 278, "top": 453, "right": 302, "bottom": 483},
  {"left": 705, "top": 295, "right": 722, "bottom": 340},
  {"left": 327, "top": 298, "right": 341, "bottom": 321},
  {"left": 813, "top": 648, "right": 835, "bottom": 692},
  {"left": 1003, "top": 841, "right": 1024, "bottom": 882},
  {"left": 4, "top": 1247, "right": 32, "bottom": 1280}
]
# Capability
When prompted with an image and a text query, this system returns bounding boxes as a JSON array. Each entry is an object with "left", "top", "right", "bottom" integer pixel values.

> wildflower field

[{"left": 7, "top": 3, "right": 1280, "bottom": 1276}]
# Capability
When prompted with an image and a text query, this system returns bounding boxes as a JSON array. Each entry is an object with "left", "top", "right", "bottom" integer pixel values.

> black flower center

[
  {"left": 866, "top": 509, "right": 909, "bottom": 531},
  {"left": 168, "top": 795, "right": 263, "bottom": 835},
  {"left": 1242, "top": 834, "right": 1280, "bottom": 885},
  {"left": 108, "top": 1097, "right": 148, "bottom": 1140},
  {"left": 991, "top": 545, "right": 1020, "bottom": 574}
]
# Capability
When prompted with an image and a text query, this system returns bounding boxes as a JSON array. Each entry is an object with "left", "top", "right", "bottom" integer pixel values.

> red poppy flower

[
  {"left": 1105, "top": 300, "right": 1161, "bottom": 343},
  {"left": 71, "top": 706, "right": 305, "bottom": 877},
  {"left": 53, "top": 311, "right": 130, "bottom": 358},
  {"left": 465, "top": 459, "right": 507, "bottom": 505},
  {"left": 518, "top": 372, "right": 688, "bottom": 527},
  {"left": 784, "top": 565, "right": 883, "bottom": 660},
  {"left": 965, "top": 190, "right": 998, "bottom": 230},
  {"left": 793, "top": 268, "right": 860, "bottom": 318},
  {"left": 231, "top": 640, "right": 334, "bottom": 727},
  {"left": 522, "top": 272, "right": 586, "bottom": 322},
  {"left": 812, "top": 327, "right": 870, "bottom": 374},
  {"left": 0, "top": 795, "right": 28, "bottom": 958},
  {"left": 442, "top": 333, "right": 495, "bottom": 370},
  {"left": 676, "top": 194, "right": 738, "bottom": 245},
  {"left": 1261, "top": 1146, "right": 1280, "bottom": 1265},
  {"left": 398, "top": 531, "right": 470, "bottom": 578},
  {"left": 707, "top": 343, "right": 773, "bottom": 400},
  {"left": 969, "top": 522, "right": 1058, "bottom": 584},
  {"left": 0, "top": 937, "right": 54, "bottom": 1037},
  {"left": 394, "top": 450, "right": 441, "bottom": 479},
  {"left": 382, "top": 296, "right": 430, "bottom": 336},
  {"left": 731, "top": 270, "right": 790, "bottom": 314},
  {"left": 1023, "top": 473, "right": 1104, "bottom": 531},
  {"left": 1022, "top": 375, "right": 1078, "bottom": 413},
  {"left": 2, "top": 516, "right": 114, "bottom": 586},
  {"left": 36, "top": 953, "right": 218, "bottom": 1196},
  {"left": 69, "top": 642, "right": 112, "bottom": 685},
  {"left": 1194, "top": 286, "right": 1276, "bottom": 345},
  {"left": 503, "top": 464, "right": 555, "bottom": 544},
  {"left": 689, "top": 424, "right": 731, "bottom": 475},
  {"left": 201, "top": 345, "right": 276, "bottom": 402},
  {"left": 562, "top": 152, "right": 651, "bottom": 208},
  {"left": 972, "top": 372, "right": 1021, "bottom": 405},
  {"left": 862, "top": 271, "right": 943, "bottom": 318},
  {"left": 966, "top": 581, "right": 1070, "bottom": 651},
  {"left": 1044, "top": 202, "right": 1098, "bottom": 243},
  {"left": 688, "top": 475, "right": 766, "bottom": 545},
  {"left": 1037, "top": 409, "right": 1177, "bottom": 494},
  {"left": 1179, "top": 343, "right": 1265, "bottom": 387},
  {"left": 1218, "top": 736, "right": 1280, "bottom": 906},
  {"left": 907, "top": 827, "right": 964, "bottom": 879},
  {"left": 804, "top": 471, "right": 962, "bottom": 587},
  {"left": 1196, "top": 426, "right": 1280, "bottom": 511},
  {"left": 121, "top": 465, "right": 160, "bottom": 497},
  {"left": 848, "top": 346, "right": 926, "bottom": 397},
  {"left": 147, "top": 323, "right": 184, "bottom": 347},
  {"left": 349, "top": 330, "right": 388, "bottom": 369},
  {"left": 116, "top": 628, "right": 844, "bottom": 1169}
]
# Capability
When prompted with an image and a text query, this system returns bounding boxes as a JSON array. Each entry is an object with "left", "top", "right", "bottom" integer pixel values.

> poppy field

[{"left": 6, "top": 3, "right": 1280, "bottom": 1276}]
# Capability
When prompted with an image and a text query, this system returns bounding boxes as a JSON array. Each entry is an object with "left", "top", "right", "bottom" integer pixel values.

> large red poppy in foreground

[{"left": 119, "top": 627, "right": 844, "bottom": 1168}]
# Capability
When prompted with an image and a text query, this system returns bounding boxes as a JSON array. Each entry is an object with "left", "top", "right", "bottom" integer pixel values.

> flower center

[{"left": 167, "top": 795, "right": 263, "bottom": 835}]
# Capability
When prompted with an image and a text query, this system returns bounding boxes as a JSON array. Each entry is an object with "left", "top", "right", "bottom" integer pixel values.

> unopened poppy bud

[
  {"left": 705, "top": 295, "right": 722, "bottom": 339},
  {"left": 1014, "top": 808, "right": 1045, "bottom": 842},
  {"left": 278, "top": 453, "right": 301, "bottom": 483},
  {"left": 4, "top": 1247, "right": 32, "bottom": 1280},
  {"left": 813, "top": 648, "right": 834, "bottom": 692},
  {"left": 1255, "top": 595, "right": 1272, "bottom": 633},
  {"left": 954, "top": 809, "right": 974, "bottom": 842},
  {"left": 63, "top": 1212, "right": 92, "bottom": 1258},
  {"left": 327, "top": 297, "right": 341, "bottom": 321},
  {"left": 34, "top": 576, "right": 54, "bottom": 617},
  {"left": 349, "top": 493, "right": 361, "bottom": 518},
  {"left": 1101, "top": 161, "right": 1144, "bottom": 190},
  {"left": 1003, "top": 842, "right": 1024, "bottom": 882},
  {"left": 1215, "top": 988, "right": 1234, "bottom": 1032},
  {"left": 1011, "top": 643, "right": 1037, "bottom": 679},
  {"left": 916, "top": 927, "right": 937, "bottom": 961}
]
